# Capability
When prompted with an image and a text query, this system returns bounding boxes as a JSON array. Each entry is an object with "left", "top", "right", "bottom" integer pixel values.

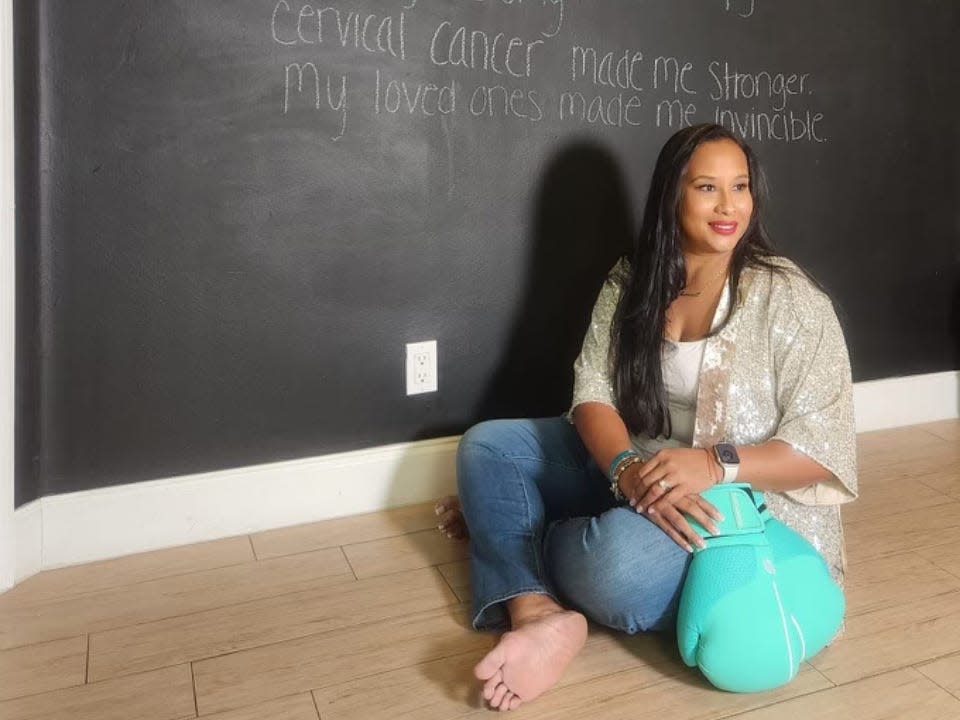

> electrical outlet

[{"left": 406, "top": 340, "right": 438, "bottom": 395}]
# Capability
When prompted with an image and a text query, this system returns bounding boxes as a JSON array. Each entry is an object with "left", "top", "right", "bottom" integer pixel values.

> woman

[{"left": 439, "top": 123, "right": 857, "bottom": 712}]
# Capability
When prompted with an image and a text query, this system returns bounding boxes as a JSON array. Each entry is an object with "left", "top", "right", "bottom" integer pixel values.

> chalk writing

[
  {"left": 272, "top": 2, "right": 407, "bottom": 59},
  {"left": 656, "top": 98, "right": 696, "bottom": 128},
  {"left": 571, "top": 45, "right": 644, "bottom": 91},
  {"left": 653, "top": 56, "right": 696, "bottom": 95},
  {"left": 375, "top": 70, "right": 456, "bottom": 116},
  {"left": 469, "top": 83, "right": 544, "bottom": 122},
  {"left": 708, "top": 61, "right": 809, "bottom": 112},
  {"left": 429, "top": 21, "right": 544, "bottom": 78},
  {"left": 282, "top": 63, "right": 348, "bottom": 141},
  {"left": 267, "top": 1, "right": 828, "bottom": 143},
  {"left": 713, "top": 106, "right": 826, "bottom": 142},
  {"left": 724, "top": 0, "right": 756, "bottom": 18},
  {"left": 559, "top": 90, "right": 643, "bottom": 127},
  {"left": 406, "top": 0, "right": 565, "bottom": 38},
  {"left": 473, "top": 0, "right": 565, "bottom": 38}
]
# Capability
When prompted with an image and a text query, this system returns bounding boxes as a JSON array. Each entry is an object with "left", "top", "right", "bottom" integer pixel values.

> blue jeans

[{"left": 457, "top": 417, "right": 692, "bottom": 633}]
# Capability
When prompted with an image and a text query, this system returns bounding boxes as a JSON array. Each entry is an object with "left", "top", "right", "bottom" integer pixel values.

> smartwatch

[{"left": 713, "top": 443, "right": 740, "bottom": 483}]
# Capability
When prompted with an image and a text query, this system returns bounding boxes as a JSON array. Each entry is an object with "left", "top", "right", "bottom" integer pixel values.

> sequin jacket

[{"left": 571, "top": 256, "right": 858, "bottom": 582}]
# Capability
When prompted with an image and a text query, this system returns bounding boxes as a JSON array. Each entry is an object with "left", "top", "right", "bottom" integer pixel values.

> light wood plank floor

[{"left": 2, "top": 420, "right": 959, "bottom": 719}]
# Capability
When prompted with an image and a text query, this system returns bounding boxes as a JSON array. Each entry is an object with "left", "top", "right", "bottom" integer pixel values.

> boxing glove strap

[
  {"left": 687, "top": 483, "right": 770, "bottom": 541},
  {"left": 695, "top": 533, "right": 769, "bottom": 552}
]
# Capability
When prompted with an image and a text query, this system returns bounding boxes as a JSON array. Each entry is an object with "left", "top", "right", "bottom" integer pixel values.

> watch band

[{"left": 720, "top": 461, "right": 739, "bottom": 483}]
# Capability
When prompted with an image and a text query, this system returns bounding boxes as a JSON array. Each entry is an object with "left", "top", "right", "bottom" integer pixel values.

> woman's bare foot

[
  {"left": 473, "top": 595, "right": 587, "bottom": 711},
  {"left": 435, "top": 495, "right": 469, "bottom": 540}
]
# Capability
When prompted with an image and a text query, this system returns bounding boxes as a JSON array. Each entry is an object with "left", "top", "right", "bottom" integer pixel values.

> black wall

[{"left": 15, "top": 0, "right": 960, "bottom": 505}]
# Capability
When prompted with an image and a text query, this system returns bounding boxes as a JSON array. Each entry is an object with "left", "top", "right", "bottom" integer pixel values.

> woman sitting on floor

[{"left": 438, "top": 123, "right": 857, "bottom": 711}]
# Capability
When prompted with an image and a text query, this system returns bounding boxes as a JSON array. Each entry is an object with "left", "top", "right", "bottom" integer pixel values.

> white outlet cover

[{"left": 406, "top": 340, "right": 438, "bottom": 395}]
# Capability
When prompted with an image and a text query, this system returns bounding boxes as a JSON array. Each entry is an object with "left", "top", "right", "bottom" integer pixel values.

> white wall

[{"left": 1, "top": 0, "right": 18, "bottom": 591}]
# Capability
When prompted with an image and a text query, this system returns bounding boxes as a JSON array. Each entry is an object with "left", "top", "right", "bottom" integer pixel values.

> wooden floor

[{"left": 2, "top": 420, "right": 960, "bottom": 719}]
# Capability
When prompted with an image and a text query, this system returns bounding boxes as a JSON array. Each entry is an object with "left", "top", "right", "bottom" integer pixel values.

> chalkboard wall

[{"left": 14, "top": 0, "right": 960, "bottom": 506}]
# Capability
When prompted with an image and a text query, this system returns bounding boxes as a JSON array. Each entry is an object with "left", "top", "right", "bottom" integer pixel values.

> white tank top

[
  {"left": 632, "top": 281, "right": 728, "bottom": 457},
  {"left": 633, "top": 338, "right": 707, "bottom": 457}
]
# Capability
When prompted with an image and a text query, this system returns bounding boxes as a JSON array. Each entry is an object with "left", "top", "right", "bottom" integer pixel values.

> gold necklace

[{"left": 680, "top": 267, "right": 728, "bottom": 297}]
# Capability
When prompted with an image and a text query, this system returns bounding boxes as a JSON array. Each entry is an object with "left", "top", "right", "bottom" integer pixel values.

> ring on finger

[{"left": 658, "top": 479, "right": 671, "bottom": 491}]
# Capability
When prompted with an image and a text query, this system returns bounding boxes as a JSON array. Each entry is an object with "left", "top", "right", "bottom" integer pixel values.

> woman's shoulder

[{"left": 743, "top": 256, "right": 837, "bottom": 331}]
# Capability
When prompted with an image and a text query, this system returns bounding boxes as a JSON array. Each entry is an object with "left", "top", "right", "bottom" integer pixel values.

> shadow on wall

[
  {"left": 396, "top": 140, "right": 634, "bottom": 538},
  {"left": 471, "top": 140, "right": 633, "bottom": 424}
]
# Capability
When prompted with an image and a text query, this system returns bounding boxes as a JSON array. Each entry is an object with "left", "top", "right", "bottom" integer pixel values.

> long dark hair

[{"left": 612, "top": 124, "right": 779, "bottom": 438}]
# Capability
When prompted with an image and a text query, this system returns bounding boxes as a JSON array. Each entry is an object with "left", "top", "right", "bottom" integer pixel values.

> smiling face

[{"left": 678, "top": 139, "right": 754, "bottom": 258}]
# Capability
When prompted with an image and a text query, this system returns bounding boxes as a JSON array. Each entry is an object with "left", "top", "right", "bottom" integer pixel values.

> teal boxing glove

[
  {"left": 676, "top": 483, "right": 844, "bottom": 693},
  {"left": 761, "top": 511, "right": 846, "bottom": 660}
]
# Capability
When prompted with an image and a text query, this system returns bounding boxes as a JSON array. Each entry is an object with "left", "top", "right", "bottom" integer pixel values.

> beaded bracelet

[
  {"left": 608, "top": 449, "right": 640, "bottom": 480},
  {"left": 609, "top": 454, "right": 642, "bottom": 501}
]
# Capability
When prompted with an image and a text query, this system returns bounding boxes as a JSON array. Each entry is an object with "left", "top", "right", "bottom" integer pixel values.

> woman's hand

[
  {"left": 624, "top": 447, "right": 718, "bottom": 509},
  {"left": 647, "top": 492, "right": 724, "bottom": 552},
  {"left": 618, "top": 448, "right": 722, "bottom": 551}
]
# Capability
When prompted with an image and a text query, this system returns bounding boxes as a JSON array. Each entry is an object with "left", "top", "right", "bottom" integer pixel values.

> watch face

[{"left": 716, "top": 443, "right": 740, "bottom": 464}]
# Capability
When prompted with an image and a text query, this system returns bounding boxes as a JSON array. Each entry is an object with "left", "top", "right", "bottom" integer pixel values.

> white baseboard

[
  {"left": 36, "top": 435, "right": 460, "bottom": 571},
  {"left": 3, "top": 370, "right": 958, "bottom": 589},
  {"left": 12, "top": 500, "right": 42, "bottom": 584},
  {"left": 852, "top": 370, "right": 959, "bottom": 432}
]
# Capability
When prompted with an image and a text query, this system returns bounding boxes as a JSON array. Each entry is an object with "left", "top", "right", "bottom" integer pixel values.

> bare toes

[
  {"left": 434, "top": 495, "right": 460, "bottom": 515},
  {"left": 489, "top": 682, "right": 509, "bottom": 708},
  {"left": 436, "top": 508, "right": 458, "bottom": 530},
  {"left": 498, "top": 691, "right": 517, "bottom": 711},
  {"left": 436, "top": 500, "right": 469, "bottom": 540},
  {"left": 482, "top": 668, "right": 504, "bottom": 700},
  {"left": 508, "top": 694, "right": 523, "bottom": 711},
  {"left": 445, "top": 518, "right": 469, "bottom": 540},
  {"left": 476, "top": 645, "right": 505, "bottom": 681}
]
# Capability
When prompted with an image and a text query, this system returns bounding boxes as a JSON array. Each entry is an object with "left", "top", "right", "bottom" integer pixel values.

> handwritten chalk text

[
  {"left": 571, "top": 45, "right": 644, "bottom": 91},
  {"left": 559, "top": 90, "right": 643, "bottom": 127},
  {"left": 714, "top": 106, "right": 826, "bottom": 142},
  {"left": 469, "top": 83, "right": 544, "bottom": 122},
  {"left": 404, "top": 0, "right": 564, "bottom": 38},
  {"left": 272, "top": 2, "right": 407, "bottom": 59},
  {"left": 429, "top": 21, "right": 544, "bottom": 78},
  {"left": 375, "top": 70, "right": 456, "bottom": 116},
  {"left": 656, "top": 98, "right": 696, "bottom": 128},
  {"left": 708, "top": 61, "right": 810, "bottom": 112},
  {"left": 724, "top": 0, "right": 755, "bottom": 18},
  {"left": 282, "top": 63, "right": 348, "bottom": 141},
  {"left": 653, "top": 56, "right": 696, "bottom": 94}
]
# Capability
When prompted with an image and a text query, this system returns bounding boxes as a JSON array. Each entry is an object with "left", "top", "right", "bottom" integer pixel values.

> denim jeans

[{"left": 457, "top": 417, "right": 692, "bottom": 633}]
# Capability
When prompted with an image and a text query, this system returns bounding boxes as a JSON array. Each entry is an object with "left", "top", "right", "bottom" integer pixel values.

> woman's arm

[
  {"left": 574, "top": 401, "right": 722, "bottom": 551},
  {"left": 737, "top": 440, "right": 834, "bottom": 492},
  {"left": 571, "top": 402, "right": 633, "bottom": 476},
  {"left": 631, "top": 439, "right": 833, "bottom": 513}
]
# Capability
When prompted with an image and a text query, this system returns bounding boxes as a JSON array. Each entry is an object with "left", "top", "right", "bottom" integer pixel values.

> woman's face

[{"left": 678, "top": 139, "right": 754, "bottom": 257}]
